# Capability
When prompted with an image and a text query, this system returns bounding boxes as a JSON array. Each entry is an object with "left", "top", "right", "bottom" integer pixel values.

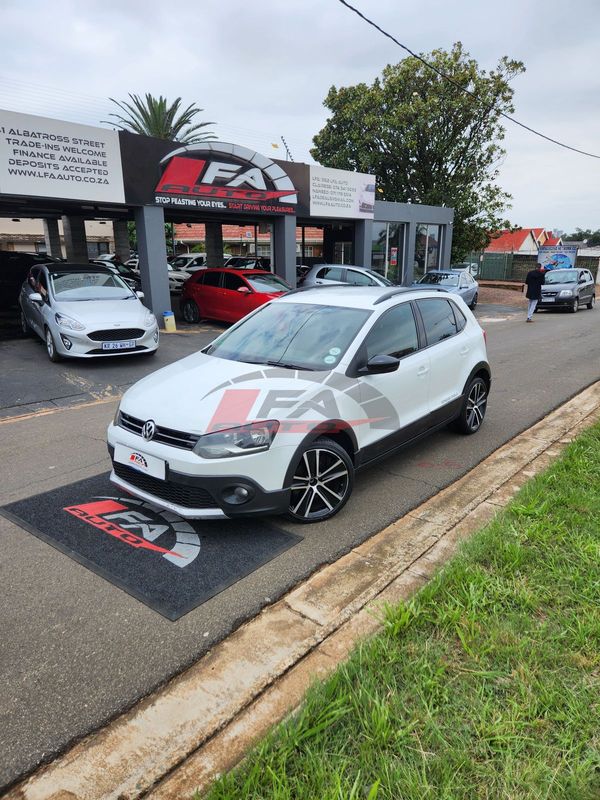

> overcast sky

[{"left": 1, "top": 0, "right": 599, "bottom": 232}]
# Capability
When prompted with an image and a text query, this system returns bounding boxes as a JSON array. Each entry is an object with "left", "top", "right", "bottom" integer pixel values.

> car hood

[
  {"left": 168, "top": 269, "right": 189, "bottom": 280},
  {"left": 52, "top": 297, "right": 149, "bottom": 328},
  {"left": 541, "top": 282, "right": 577, "bottom": 291},
  {"left": 119, "top": 351, "right": 359, "bottom": 434}
]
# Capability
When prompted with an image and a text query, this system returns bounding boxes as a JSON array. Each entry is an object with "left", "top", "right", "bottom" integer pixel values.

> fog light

[
  {"left": 60, "top": 335, "right": 72, "bottom": 350},
  {"left": 222, "top": 485, "right": 253, "bottom": 505}
]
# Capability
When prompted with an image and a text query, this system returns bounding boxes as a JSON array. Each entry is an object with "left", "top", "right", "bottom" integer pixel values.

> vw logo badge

[{"left": 142, "top": 420, "right": 156, "bottom": 441}]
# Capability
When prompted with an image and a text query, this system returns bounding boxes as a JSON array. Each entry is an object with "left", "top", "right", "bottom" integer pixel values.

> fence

[{"left": 465, "top": 252, "right": 599, "bottom": 283}]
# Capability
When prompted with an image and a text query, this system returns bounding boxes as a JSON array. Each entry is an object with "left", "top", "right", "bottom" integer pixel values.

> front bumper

[
  {"left": 538, "top": 295, "right": 576, "bottom": 308},
  {"left": 54, "top": 325, "right": 159, "bottom": 358},
  {"left": 107, "top": 444, "right": 291, "bottom": 520}
]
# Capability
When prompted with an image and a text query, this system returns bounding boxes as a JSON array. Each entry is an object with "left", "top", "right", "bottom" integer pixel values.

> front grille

[
  {"left": 88, "top": 328, "right": 144, "bottom": 341},
  {"left": 113, "top": 462, "right": 218, "bottom": 508},
  {"left": 541, "top": 291, "right": 558, "bottom": 298},
  {"left": 119, "top": 412, "right": 200, "bottom": 450}
]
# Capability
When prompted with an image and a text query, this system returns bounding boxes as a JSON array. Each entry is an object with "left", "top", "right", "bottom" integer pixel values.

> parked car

[
  {"left": 224, "top": 256, "right": 270, "bottom": 271},
  {"left": 167, "top": 264, "right": 190, "bottom": 294},
  {"left": 452, "top": 261, "right": 479, "bottom": 277},
  {"left": 171, "top": 253, "right": 207, "bottom": 274},
  {"left": 537, "top": 268, "right": 596, "bottom": 312},
  {"left": 416, "top": 269, "right": 479, "bottom": 310},
  {"left": 0, "top": 251, "right": 60, "bottom": 309},
  {"left": 300, "top": 264, "right": 395, "bottom": 288},
  {"left": 108, "top": 285, "right": 490, "bottom": 523},
  {"left": 91, "top": 260, "right": 141, "bottom": 291},
  {"left": 19, "top": 263, "right": 159, "bottom": 361},
  {"left": 180, "top": 268, "right": 290, "bottom": 324}
]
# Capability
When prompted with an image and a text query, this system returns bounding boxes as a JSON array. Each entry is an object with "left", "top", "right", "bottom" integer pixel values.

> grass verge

[{"left": 201, "top": 422, "right": 600, "bottom": 800}]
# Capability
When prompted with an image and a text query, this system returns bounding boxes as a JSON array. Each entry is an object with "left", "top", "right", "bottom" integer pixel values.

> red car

[{"left": 180, "top": 268, "right": 290, "bottom": 324}]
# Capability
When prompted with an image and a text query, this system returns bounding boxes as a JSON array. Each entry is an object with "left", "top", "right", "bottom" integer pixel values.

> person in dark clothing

[{"left": 524, "top": 263, "right": 546, "bottom": 321}]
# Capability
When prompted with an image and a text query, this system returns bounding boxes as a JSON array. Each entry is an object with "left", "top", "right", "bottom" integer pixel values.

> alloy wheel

[
  {"left": 289, "top": 446, "right": 351, "bottom": 521},
  {"left": 182, "top": 300, "right": 200, "bottom": 324},
  {"left": 572, "top": 298, "right": 578, "bottom": 313},
  {"left": 465, "top": 380, "right": 487, "bottom": 432}
]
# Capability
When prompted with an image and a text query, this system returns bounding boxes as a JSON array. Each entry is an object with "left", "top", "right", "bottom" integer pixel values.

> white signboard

[
  {"left": 0, "top": 110, "right": 125, "bottom": 203},
  {"left": 538, "top": 244, "right": 578, "bottom": 270},
  {"left": 310, "top": 165, "right": 375, "bottom": 219}
]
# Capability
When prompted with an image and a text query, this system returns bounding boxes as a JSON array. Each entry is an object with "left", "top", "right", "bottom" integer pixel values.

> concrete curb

[{"left": 5, "top": 380, "right": 600, "bottom": 800}]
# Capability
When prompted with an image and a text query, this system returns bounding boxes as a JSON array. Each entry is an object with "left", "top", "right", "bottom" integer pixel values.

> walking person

[{"left": 524, "top": 263, "right": 546, "bottom": 322}]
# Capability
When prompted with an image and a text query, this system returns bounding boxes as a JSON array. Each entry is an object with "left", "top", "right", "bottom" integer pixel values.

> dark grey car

[{"left": 538, "top": 268, "right": 596, "bottom": 313}]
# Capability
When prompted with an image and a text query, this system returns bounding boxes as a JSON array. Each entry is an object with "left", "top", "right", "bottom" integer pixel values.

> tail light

[{"left": 482, "top": 328, "right": 487, "bottom": 344}]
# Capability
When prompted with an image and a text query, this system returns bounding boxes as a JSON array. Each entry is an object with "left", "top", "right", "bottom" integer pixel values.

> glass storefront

[
  {"left": 370, "top": 221, "right": 406, "bottom": 283},
  {"left": 414, "top": 224, "right": 442, "bottom": 279}
]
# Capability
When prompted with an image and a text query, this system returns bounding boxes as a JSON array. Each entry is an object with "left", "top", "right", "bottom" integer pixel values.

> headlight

[
  {"left": 55, "top": 312, "right": 85, "bottom": 331},
  {"left": 113, "top": 402, "right": 121, "bottom": 426},
  {"left": 143, "top": 309, "right": 157, "bottom": 327},
  {"left": 193, "top": 420, "right": 279, "bottom": 459},
  {"left": 559, "top": 290, "right": 573, "bottom": 297}
]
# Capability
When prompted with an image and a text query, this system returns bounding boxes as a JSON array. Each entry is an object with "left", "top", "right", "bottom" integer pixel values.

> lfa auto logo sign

[{"left": 155, "top": 143, "right": 297, "bottom": 214}]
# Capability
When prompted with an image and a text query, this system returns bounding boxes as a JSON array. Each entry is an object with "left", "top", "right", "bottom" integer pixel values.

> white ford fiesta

[
  {"left": 20, "top": 263, "right": 159, "bottom": 361},
  {"left": 107, "top": 285, "right": 491, "bottom": 523}
]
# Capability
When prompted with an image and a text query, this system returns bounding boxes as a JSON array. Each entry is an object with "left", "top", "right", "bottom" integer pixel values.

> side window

[
  {"left": 28, "top": 267, "right": 40, "bottom": 290},
  {"left": 202, "top": 271, "right": 222, "bottom": 287},
  {"left": 363, "top": 303, "right": 419, "bottom": 361},
  {"left": 223, "top": 273, "right": 246, "bottom": 291},
  {"left": 192, "top": 271, "right": 204, "bottom": 285},
  {"left": 347, "top": 270, "right": 375, "bottom": 286},
  {"left": 452, "top": 302, "right": 467, "bottom": 332},
  {"left": 416, "top": 298, "right": 459, "bottom": 344},
  {"left": 318, "top": 267, "right": 344, "bottom": 281}
]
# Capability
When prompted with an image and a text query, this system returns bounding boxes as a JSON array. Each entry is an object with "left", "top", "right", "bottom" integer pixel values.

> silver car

[
  {"left": 19, "top": 263, "right": 159, "bottom": 362},
  {"left": 537, "top": 268, "right": 596, "bottom": 313},
  {"left": 416, "top": 269, "right": 479, "bottom": 310},
  {"left": 300, "top": 263, "right": 394, "bottom": 288}
]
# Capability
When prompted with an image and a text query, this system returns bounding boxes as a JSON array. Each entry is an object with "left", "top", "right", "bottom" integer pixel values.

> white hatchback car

[
  {"left": 20, "top": 263, "right": 159, "bottom": 361},
  {"left": 107, "top": 286, "right": 491, "bottom": 523}
]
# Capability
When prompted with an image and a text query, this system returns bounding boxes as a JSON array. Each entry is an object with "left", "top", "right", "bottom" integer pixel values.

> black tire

[
  {"left": 19, "top": 308, "right": 31, "bottom": 337},
  {"left": 182, "top": 300, "right": 201, "bottom": 324},
  {"left": 451, "top": 376, "right": 488, "bottom": 435},
  {"left": 469, "top": 292, "right": 478, "bottom": 310},
  {"left": 286, "top": 437, "right": 354, "bottom": 523},
  {"left": 587, "top": 294, "right": 595, "bottom": 310},
  {"left": 570, "top": 298, "right": 578, "bottom": 313},
  {"left": 45, "top": 327, "right": 61, "bottom": 362}
]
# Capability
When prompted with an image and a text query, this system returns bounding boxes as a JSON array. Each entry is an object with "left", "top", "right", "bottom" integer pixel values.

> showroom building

[{"left": 0, "top": 109, "right": 454, "bottom": 324}]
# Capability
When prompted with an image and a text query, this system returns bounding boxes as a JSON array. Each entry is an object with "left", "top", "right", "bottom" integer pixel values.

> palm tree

[{"left": 104, "top": 93, "right": 216, "bottom": 143}]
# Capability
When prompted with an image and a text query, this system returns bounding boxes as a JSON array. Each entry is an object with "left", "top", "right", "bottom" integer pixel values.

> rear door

[
  {"left": 197, "top": 269, "right": 224, "bottom": 319},
  {"left": 415, "top": 297, "right": 471, "bottom": 423},
  {"left": 355, "top": 302, "right": 430, "bottom": 457},
  {"left": 221, "top": 271, "right": 253, "bottom": 322}
]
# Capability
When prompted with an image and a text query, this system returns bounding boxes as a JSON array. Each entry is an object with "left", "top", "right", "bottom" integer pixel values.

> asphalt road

[{"left": 1, "top": 301, "right": 599, "bottom": 791}]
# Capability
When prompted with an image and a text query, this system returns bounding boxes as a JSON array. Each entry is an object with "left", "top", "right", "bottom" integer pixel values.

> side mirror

[
  {"left": 136, "top": 291, "right": 144, "bottom": 299},
  {"left": 358, "top": 354, "right": 400, "bottom": 375},
  {"left": 29, "top": 292, "right": 43, "bottom": 304},
  {"left": 237, "top": 286, "right": 251, "bottom": 294}
]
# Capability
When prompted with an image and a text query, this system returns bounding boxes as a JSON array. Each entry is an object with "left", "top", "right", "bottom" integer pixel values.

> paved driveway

[{"left": 1, "top": 302, "right": 599, "bottom": 790}]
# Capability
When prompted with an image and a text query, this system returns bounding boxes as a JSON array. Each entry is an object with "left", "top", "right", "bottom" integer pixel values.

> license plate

[
  {"left": 114, "top": 443, "right": 166, "bottom": 479},
  {"left": 541, "top": 297, "right": 555, "bottom": 303},
  {"left": 102, "top": 340, "right": 136, "bottom": 351}
]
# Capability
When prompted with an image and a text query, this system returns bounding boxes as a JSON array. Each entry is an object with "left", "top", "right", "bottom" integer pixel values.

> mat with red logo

[{"left": 1, "top": 473, "right": 301, "bottom": 620}]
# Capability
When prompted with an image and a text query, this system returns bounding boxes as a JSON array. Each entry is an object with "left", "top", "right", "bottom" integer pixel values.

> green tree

[
  {"left": 311, "top": 43, "right": 525, "bottom": 261},
  {"left": 564, "top": 228, "right": 600, "bottom": 246},
  {"left": 105, "top": 93, "right": 216, "bottom": 143}
]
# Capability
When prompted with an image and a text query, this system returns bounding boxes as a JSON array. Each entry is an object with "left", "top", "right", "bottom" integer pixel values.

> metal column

[
  {"left": 134, "top": 205, "right": 171, "bottom": 325},
  {"left": 43, "top": 219, "right": 62, "bottom": 259},
  {"left": 273, "top": 215, "right": 297, "bottom": 287},
  {"left": 61, "top": 215, "right": 89, "bottom": 262}
]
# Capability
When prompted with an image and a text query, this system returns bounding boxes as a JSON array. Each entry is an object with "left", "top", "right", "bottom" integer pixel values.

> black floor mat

[{"left": 1, "top": 474, "right": 301, "bottom": 620}]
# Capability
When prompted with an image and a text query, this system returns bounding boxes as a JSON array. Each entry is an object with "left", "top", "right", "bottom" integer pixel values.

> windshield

[
  {"left": 544, "top": 269, "right": 577, "bottom": 284},
  {"left": 205, "top": 302, "right": 371, "bottom": 371},
  {"left": 246, "top": 274, "right": 290, "bottom": 293},
  {"left": 420, "top": 272, "right": 459, "bottom": 287},
  {"left": 49, "top": 270, "right": 133, "bottom": 301}
]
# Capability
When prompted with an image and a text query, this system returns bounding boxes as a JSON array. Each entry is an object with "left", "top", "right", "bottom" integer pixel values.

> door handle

[
  {"left": 460, "top": 347, "right": 470, "bottom": 356},
  {"left": 417, "top": 365, "right": 429, "bottom": 376}
]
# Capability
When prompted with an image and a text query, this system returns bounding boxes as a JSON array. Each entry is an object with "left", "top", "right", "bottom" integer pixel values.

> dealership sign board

[
  {"left": 153, "top": 143, "right": 298, "bottom": 214},
  {"left": 310, "top": 165, "right": 375, "bottom": 219},
  {"left": 538, "top": 244, "right": 578, "bottom": 270},
  {"left": 0, "top": 109, "right": 125, "bottom": 203}
]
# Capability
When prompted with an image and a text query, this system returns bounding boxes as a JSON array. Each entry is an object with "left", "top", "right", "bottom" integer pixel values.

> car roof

[
  {"left": 43, "top": 262, "right": 114, "bottom": 273},
  {"left": 202, "top": 268, "right": 281, "bottom": 276},
  {"left": 277, "top": 285, "right": 454, "bottom": 309}
]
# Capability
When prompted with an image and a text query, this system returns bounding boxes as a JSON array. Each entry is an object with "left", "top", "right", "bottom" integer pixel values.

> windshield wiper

[{"left": 266, "top": 360, "right": 309, "bottom": 371}]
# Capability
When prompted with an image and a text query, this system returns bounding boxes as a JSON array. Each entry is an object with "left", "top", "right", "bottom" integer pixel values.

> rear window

[{"left": 416, "top": 298, "right": 459, "bottom": 344}]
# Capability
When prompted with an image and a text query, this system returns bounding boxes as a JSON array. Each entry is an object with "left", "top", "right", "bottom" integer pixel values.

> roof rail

[{"left": 372, "top": 286, "right": 450, "bottom": 305}]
